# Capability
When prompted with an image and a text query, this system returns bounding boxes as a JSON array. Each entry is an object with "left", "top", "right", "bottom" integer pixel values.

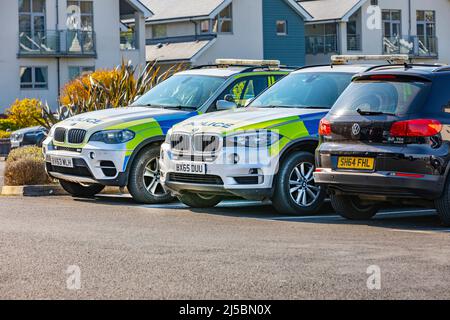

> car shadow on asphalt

[{"left": 75, "top": 195, "right": 449, "bottom": 233}]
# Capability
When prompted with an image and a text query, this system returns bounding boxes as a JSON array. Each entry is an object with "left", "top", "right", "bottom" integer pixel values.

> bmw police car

[
  {"left": 43, "top": 59, "right": 292, "bottom": 203},
  {"left": 160, "top": 55, "right": 410, "bottom": 215}
]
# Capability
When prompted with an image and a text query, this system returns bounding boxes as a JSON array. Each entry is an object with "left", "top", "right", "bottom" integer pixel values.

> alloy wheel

[
  {"left": 143, "top": 157, "right": 168, "bottom": 196},
  {"left": 288, "top": 161, "right": 321, "bottom": 207}
]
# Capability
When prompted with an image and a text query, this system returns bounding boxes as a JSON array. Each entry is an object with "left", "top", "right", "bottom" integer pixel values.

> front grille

[
  {"left": 54, "top": 128, "right": 67, "bottom": 142},
  {"left": 100, "top": 161, "right": 117, "bottom": 177},
  {"left": 171, "top": 133, "right": 191, "bottom": 152},
  {"left": 54, "top": 146, "right": 82, "bottom": 153},
  {"left": 68, "top": 129, "right": 87, "bottom": 144},
  {"left": 234, "top": 176, "right": 260, "bottom": 185},
  {"left": 193, "top": 134, "right": 221, "bottom": 153},
  {"left": 46, "top": 158, "right": 93, "bottom": 178},
  {"left": 168, "top": 173, "right": 224, "bottom": 185}
]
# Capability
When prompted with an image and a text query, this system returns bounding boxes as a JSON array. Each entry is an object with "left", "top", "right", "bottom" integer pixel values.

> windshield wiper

[
  {"left": 356, "top": 108, "right": 396, "bottom": 116},
  {"left": 165, "top": 105, "right": 198, "bottom": 111}
]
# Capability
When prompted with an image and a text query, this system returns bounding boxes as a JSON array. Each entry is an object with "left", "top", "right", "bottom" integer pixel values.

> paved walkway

[{"left": 0, "top": 159, "right": 4, "bottom": 186}]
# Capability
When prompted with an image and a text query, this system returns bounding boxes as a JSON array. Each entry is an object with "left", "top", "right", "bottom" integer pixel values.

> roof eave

[{"left": 124, "top": 0, "right": 153, "bottom": 18}]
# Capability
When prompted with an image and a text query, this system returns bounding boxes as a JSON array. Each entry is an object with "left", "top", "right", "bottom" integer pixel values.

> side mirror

[
  {"left": 224, "top": 94, "right": 235, "bottom": 102},
  {"left": 216, "top": 100, "right": 237, "bottom": 111}
]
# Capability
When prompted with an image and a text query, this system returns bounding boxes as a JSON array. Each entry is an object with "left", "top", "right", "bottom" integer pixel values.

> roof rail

[
  {"left": 331, "top": 54, "right": 410, "bottom": 65},
  {"left": 434, "top": 65, "right": 450, "bottom": 72},
  {"left": 215, "top": 58, "right": 280, "bottom": 68},
  {"left": 364, "top": 63, "right": 446, "bottom": 73}
]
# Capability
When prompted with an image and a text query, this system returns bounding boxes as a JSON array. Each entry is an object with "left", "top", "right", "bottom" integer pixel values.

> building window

[
  {"left": 68, "top": 66, "right": 95, "bottom": 80},
  {"left": 20, "top": 66, "right": 48, "bottom": 89},
  {"left": 200, "top": 20, "right": 210, "bottom": 34},
  {"left": 153, "top": 24, "right": 167, "bottom": 38},
  {"left": 346, "top": 12, "right": 361, "bottom": 51},
  {"left": 66, "top": 0, "right": 93, "bottom": 30},
  {"left": 416, "top": 10, "right": 437, "bottom": 55},
  {"left": 305, "top": 23, "right": 338, "bottom": 54},
  {"left": 382, "top": 10, "right": 401, "bottom": 38},
  {"left": 212, "top": 4, "right": 233, "bottom": 34},
  {"left": 19, "top": 0, "right": 46, "bottom": 33},
  {"left": 276, "top": 20, "right": 288, "bottom": 36}
]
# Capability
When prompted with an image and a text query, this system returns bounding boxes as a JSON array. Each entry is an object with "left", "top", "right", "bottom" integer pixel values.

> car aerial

[
  {"left": 159, "top": 55, "right": 406, "bottom": 215},
  {"left": 10, "top": 126, "right": 48, "bottom": 149},
  {"left": 42, "top": 59, "right": 292, "bottom": 203},
  {"left": 314, "top": 63, "right": 450, "bottom": 226}
]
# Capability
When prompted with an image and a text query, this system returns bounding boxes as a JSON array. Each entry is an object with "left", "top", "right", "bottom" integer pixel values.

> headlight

[
  {"left": 89, "top": 129, "right": 135, "bottom": 144},
  {"left": 165, "top": 129, "right": 172, "bottom": 144},
  {"left": 225, "top": 131, "right": 281, "bottom": 148}
]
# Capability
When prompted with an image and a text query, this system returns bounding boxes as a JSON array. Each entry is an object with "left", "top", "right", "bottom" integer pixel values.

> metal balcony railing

[
  {"left": 18, "top": 29, "right": 96, "bottom": 57},
  {"left": 347, "top": 34, "right": 361, "bottom": 51},
  {"left": 383, "top": 35, "right": 438, "bottom": 58},
  {"left": 305, "top": 35, "right": 338, "bottom": 55},
  {"left": 120, "top": 31, "right": 137, "bottom": 50}
]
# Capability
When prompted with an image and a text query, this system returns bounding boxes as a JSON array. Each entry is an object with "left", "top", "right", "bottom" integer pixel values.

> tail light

[
  {"left": 319, "top": 118, "right": 331, "bottom": 136},
  {"left": 390, "top": 119, "right": 442, "bottom": 137}
]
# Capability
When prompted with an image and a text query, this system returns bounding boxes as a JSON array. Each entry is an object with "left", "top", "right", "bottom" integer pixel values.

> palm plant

[{"left": 38, "top": 60, "right": 185, "bottom": 129}]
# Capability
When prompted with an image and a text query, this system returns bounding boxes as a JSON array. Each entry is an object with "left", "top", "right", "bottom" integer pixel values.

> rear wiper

[{"left": 356, "top": 108, "right": 396, "bottom": 116}]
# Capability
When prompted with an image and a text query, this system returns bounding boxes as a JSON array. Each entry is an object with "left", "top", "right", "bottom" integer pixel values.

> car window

[
  {"left": 250, "top": 72, "right": 354, "bottom": 109},
  {"left": 133, "top": 75, "right": 226, "bottom": 109},
  {"left": 219, "top": 76, "right": 270, "bottom": 108},
  {"left": 330, "top": 80, "right": 432, "bottom": 116}
]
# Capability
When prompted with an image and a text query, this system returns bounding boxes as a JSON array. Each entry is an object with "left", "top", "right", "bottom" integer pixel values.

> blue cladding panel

[{"left": 263, "top": 0, "right": 306, "bottom": 66}]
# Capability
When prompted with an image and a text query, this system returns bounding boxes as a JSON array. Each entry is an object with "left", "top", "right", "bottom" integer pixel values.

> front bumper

[
  {"left": 43, "top": 138, "right": 131, "bottom": 187},
  {"left": 314, "top": 169, "right": 444, "bottom": 200},
  {"left": 160, "top": 142, "right": 278, "bottom": 201}
]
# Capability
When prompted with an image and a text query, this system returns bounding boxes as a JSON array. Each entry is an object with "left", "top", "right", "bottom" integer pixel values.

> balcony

[
  {"left": 305, "top": 35, "right": 338, "bottom": 55},
  {"left": 18, "top": 29, "right": 96, "bottom": 58},
  {"left": 383, "top": 36, "right": 438, "bottom": 58}
]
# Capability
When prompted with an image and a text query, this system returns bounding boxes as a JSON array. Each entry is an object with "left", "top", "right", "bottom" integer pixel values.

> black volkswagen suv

[{"left": 314, "top": 64, "right": 450, "bottom": 225}]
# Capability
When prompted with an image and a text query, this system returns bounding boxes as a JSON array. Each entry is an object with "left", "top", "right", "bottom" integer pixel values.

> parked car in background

[
  {"left": 314, "top": 63, "right": 450, "bottom": 226},
  {"left": 159, "top": 56, "right": 406, "bottom": 215},
  {"left": 10, "top": 126, "right": 48, "bottom": 149},
  {"left": 43, "top": 59, "right": 293, "bottom": 203}
]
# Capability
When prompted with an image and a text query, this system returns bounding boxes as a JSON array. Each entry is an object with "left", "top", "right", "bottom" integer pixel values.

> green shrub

[
  {"left": 4, "top": 146, "right": 52, "bottom": 186},
  {"left": 0, "top": 118, "right": 18, "bottom": 131},
  {"left": 0, "top": 130, "right": 11, "bottom": 139}
]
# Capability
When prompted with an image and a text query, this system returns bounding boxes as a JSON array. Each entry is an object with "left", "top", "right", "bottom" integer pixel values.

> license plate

[
  {"left": 175, "top": 162, "right": 206, "bottom": 174},
  {"left": 337, "top": 157, "right": 374, "bottom": 170},
  {"left": 51, "top": 156, "right": 74, "bottom": 168}
]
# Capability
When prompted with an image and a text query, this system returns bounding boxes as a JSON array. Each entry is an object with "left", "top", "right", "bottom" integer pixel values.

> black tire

[
  {"left": 330, "top": 194, "right": 379, "bottom": 220},
  {"left": 272, "top": 152, "right": 325, "bottom": 215},
  {"left": 60, "top": 180, "right": 105, "bottom": 198},
  {"left": 127, "top": 145, "right": 175, "bottom": 204},
  {"left": 178, "top": 192, "right": 222, "bottom": 208},
  {"left": 434, "top": 179, "right": 450, "bottom": 226}
]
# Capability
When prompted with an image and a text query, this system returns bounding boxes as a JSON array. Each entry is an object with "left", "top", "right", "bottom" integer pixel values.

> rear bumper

[{"left": 314, "top": 169, "right": 444, "bottom": 199}]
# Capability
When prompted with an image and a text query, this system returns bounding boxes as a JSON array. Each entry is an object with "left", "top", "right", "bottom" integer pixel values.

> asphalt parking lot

[{"left": 0, "top": 192, "right": 449, "bottom": 299}]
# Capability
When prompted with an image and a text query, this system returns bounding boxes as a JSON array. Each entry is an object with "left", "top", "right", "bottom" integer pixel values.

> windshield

[
  {"left": 133, "top": 75, "right": 226, "bottom": 109},
  {"left": 330, "top": 80, "right": 432, "bottom": 116},
  {"left": 250, "top": 72, "right": 354, "bottom": 109}
]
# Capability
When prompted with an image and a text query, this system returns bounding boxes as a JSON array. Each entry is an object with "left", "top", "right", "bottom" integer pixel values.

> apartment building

[
  {"left": 142, "top": 0, "right": 312, "bottom": 67},
  {"left": 0, "top": 0, "right": 152, "bottom": 113},
  {"left": 299, "top": 0, "right": 450, "bottom": 65}
]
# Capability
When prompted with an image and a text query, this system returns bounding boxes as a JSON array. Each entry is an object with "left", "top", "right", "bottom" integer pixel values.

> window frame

[
  {"left": 68, "top": 65, "right": 95, "bottom": 80},
  {"left": 19, "top": 0, "right": 46, "bottom": 34},
  {"left": 276, "top": 20, "right": 288, "bottom": 36},
  {"left": 382, "top": 9, "right": 402, "bottom": 38},
  {"left": 153, "top": 24, "right": 167, "bottom": 38},
  {"left": 66, "top": 0, "right": 94, "bottom": 31},
  {"left": 20, "top": 66, "right": 48, "bottom": 90},
  {"left": 214, "top": 3, "right": 233, "bottom": 34}
]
